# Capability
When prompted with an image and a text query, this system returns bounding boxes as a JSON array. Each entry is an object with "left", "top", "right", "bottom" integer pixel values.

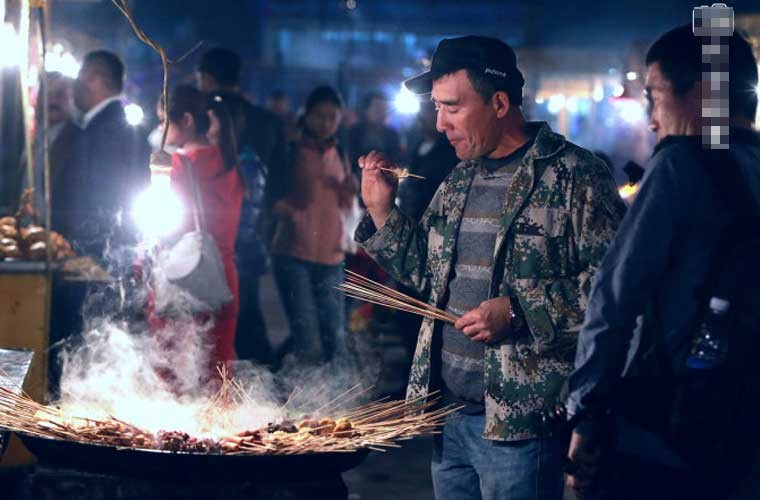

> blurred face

[
  {"left": 47, "top": 78, "right": 73, "bottom": 125},
  {"left": 365, "top": 97, "right": 388, "bottom": 125},
  {"left": 305, "top": 101, "right": 342, "bottom": 141},
  {"left": 196, "top": 72, "right": 217, "bottom": 92},
  {"left": 269, "top": 96, "right": 290, "bottom": 115},
  {"left": 73, "top": 64, "right": 97, "bottom": 112},
  {"left": 207, "top": 109, "right": 221, "bottom": 144},
  {"left": 165, "top": 112, "right": 195, "bottom": 148},
  {"left": 645, "top": 62, "right": 701, "bottom": 141},
  {"left": 432, "top": 69, "right": 502, "bottom": 160}
]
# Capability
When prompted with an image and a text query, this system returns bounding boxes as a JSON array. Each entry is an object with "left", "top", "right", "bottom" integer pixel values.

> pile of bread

[{"left": 0, "top": 216, "right": 75, "bottom": 261}]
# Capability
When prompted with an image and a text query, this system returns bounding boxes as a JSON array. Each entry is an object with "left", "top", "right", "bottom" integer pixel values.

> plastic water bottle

[{"left": 686, "top": 297, "right": 730, "bottom": 369}]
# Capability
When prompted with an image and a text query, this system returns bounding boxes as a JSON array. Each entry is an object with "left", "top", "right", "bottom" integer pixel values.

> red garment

[{"left": 170, "top": 145, "right": 243, "bottom": 367}]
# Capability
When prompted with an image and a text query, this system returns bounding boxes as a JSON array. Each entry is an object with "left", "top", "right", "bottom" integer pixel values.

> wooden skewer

[
  {"left": 378, "top": 166, "right": 426, "bottom": 180},
  {"left": 338, "top": 283, "right": 457, "bottom": 324},
  {"left": 345, "top": 271, "right": 459, "bottom": 323}
]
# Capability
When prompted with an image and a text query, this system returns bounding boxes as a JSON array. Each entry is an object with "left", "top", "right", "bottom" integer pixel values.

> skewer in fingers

[{"left": 377, "top": 166, "right": 426, "bottom": 180}]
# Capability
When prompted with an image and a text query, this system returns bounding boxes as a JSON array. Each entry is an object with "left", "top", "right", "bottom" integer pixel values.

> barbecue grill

[
  {"left": 17, "top": 431, "right": 369, "bottom": 480},
  {"left": 0, "top": 349, "right": 34, "bottom": 460},
  {"left": 0, "top": 350, "right": 368, "bottom": 499}
]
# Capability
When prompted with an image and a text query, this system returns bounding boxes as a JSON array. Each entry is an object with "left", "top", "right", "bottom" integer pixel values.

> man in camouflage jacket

[{"left": 356, "top": 36, "right": 624, "bottom": 499}]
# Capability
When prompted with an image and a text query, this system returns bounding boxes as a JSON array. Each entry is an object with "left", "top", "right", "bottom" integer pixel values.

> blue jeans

[
  {"left": 431, "top": 412, "right": 565, "bottom": 500},
  {"left": 272, "top": 255, "right": 346, "bottom": 363}
]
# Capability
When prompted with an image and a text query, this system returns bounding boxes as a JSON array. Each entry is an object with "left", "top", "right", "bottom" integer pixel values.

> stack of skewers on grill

[{"left": 0, "top": 376, "right": 455, "bottom": 456}]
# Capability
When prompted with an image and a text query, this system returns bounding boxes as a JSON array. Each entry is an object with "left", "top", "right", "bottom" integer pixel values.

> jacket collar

[
  {"left": 522, "top": 121, "right": 566, "bottom": 162},
  {"left": 79, "top": 95, "right": 123, "bottom": 129}
]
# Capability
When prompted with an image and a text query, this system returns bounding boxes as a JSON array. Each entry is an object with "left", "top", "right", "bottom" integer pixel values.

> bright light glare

[
  {"left": 0, "top": 23, "right": 21, "bottom": 69},
  {"left": 618, "top": 183, "right": 639, "bottom": 200},
  {"left": 566, "top": 96, "right": 579, "bottom": 113},
  {"left": 626, "top": 71, "right": 638, "bottom": 81},
  {"left": 394, "top": 86, "right": 420, "bottom": 115},
  {"left": 132, "top": 186, "right": 183, "bottom": 238},
  {"left": 612, "top": 99, "right": 646, "bottom": 125},
  {"left": 535, "top": 97, "right": 545, "bottom": 104},
  {"left": 547, "top": 94, "right": 565, "bottom": 114},
  {"left": 45, "top": 44, "right": 80, "bottom": 78},
  {"left": 592, "top": 84, "right": 604, "bottom": 102},
  {"left": 125, "top": 103, "right": 144, "bottom": 126},
  {"left": 613, "top": 84, "right": 625, "bottom": 97}
]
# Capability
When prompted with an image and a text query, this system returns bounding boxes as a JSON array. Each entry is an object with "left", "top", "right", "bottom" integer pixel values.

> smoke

[
  {"left": 56, "top": 317, "right": 382, "bottom": 438},
  {"left": 55, "top": 272, "right": 383, "bottom": 439},
  {"left": 53, "top": 215, "right": 385, "bottom": 439}
]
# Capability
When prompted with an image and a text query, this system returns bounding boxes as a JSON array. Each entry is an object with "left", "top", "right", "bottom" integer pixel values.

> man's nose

[
  {"left": 436, "top": 110, "right": 448, "bottom": 133},
  {"left": 648, "top": 114, "right": 658, "bottom": 133}
]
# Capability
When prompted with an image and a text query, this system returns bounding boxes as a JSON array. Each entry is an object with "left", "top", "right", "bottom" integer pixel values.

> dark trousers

[
  {"left": 234, "top": 271, "right": 273, "bottom": 366},
  {"left": 272, "top": 255, "right": 346, "bottom": 364},
  {"left": 48, "top": 278, "right": 88, "bottom": 400}
]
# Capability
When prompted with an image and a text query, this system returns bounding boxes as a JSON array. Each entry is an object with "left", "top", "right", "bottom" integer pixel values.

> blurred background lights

[
  {"left": 44, "top": 43, "right": 80, "bottom": 78},
  {"left": 393, "top": 85, "right": 420, "bottom": 115},
  {"left": 0, "top": 23, "right": 21, "bottom": 68},
  {"left": 612, "top": 98, "right": 646, "bottom": 124},
  {"left": 612, "top": 84, "right": 625, "bottom": 97},
  {"left": 626, "top": 71, "right": 638, "bottom": 81},
  {"left": 547, "top": 94, "right": 566, "bottom": 114},
  {"left": 132, "top": 187, "right": 183, "bottom": 239},
  {"left": 592, "top": 84, "right": 605, "bottom": 102},
  {"left": 566, "top": 96, "right": 579, "bottom": 113},
  {"left": 124, "top": 103, "right": 144, "bottom": 126}
]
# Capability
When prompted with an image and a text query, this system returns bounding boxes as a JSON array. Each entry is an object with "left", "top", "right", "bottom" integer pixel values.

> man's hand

[
  {"left": 454, "top": 296, "right": 511, "bottom": 344},
  {"left": 566, "top": 430, "right": 602, "bottom": 499},
  {"left": 358, "top": 150, "right": 398, "bottom": 229}
]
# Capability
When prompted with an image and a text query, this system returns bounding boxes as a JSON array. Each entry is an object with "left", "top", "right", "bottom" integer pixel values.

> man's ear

[
  {"left": 492, "top": 90, "right": 511, "bottom": 119},
  {"left": 687, "top": 80, "right": 703, "bottom": 109}
]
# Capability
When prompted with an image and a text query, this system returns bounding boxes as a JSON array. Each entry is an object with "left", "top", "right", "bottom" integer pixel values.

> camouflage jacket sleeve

[
  {"left": 568, "top": 154, "right": 628, "bottom": 323},
  {"left": 354, "top": 204, "right": 432, "bottom": 296}
]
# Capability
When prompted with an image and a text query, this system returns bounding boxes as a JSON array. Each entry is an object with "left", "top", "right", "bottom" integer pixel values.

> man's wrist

[{"left": 368, "top": 206, "right": 392, "bottom": 229}]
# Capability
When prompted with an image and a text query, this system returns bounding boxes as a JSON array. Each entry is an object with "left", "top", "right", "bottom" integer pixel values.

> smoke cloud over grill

[{"left": 54, "top": 242, "right": 382, "bottom": 438}]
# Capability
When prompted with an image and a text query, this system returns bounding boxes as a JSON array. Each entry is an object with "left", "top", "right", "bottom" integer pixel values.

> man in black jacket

[
  {"left": 197, "top": 47, "right": 288, "bottom": 366},
  {"left": 49, "top": 50, "right": 149, "bottom": 398},
  {"left": 565, "top": 26, "right": 760, "bottom": 500},
  {"left": 55, "top": 50, "right": 149, "bottom": 259}
]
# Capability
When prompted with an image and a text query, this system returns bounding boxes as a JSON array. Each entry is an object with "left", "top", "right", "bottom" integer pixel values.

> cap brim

[{"left": 403, "top": 71, "right": 435, "bottom": 95}]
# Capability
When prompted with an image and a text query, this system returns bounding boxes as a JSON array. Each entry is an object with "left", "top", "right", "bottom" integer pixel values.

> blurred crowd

[{"left": 33, "top": 45, "right": 459, "bottom": 398}]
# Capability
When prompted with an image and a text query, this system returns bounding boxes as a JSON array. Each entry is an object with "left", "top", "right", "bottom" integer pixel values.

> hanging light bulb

[{"left": 132, "top": 151, "right": 183, "bottom": 239}]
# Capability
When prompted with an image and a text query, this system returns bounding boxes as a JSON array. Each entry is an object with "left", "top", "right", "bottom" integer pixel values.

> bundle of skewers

[
  {"left": 0, "top": 378, "right": 454, "bottom": 456},
  {"left": 338, "top": 270, "right": 458, "bottom": 324}
]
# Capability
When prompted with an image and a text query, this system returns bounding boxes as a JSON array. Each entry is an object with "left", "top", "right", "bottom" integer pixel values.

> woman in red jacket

[{"left": 161, "top": 84, "right": 244, "bottom": 381}]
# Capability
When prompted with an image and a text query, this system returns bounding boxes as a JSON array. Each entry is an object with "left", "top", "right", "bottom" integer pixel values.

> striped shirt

[{"left": 440, "top": 139, "right": 533, "bottom": 413}]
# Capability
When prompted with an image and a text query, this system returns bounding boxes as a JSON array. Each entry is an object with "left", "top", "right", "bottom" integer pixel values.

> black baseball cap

[{"left": 404, "top": 36, "right": 525, "bottom": 97}]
